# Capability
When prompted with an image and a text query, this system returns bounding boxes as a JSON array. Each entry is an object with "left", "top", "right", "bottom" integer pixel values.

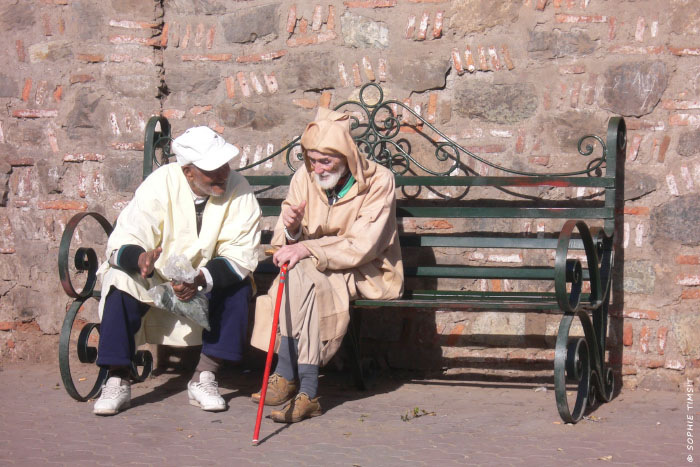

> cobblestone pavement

[{"left": 0, "top": 362, "right": 691, "bottom": 466}]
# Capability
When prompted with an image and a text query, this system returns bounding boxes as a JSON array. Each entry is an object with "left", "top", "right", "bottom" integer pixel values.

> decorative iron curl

[{"left": 58, "top": 212, "right": 113, "bottom": 299}]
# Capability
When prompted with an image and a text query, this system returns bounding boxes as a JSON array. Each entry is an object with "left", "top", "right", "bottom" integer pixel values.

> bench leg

[
  {"left": 59, "top": 296, "right": 108, "bottom": 402},
  {"left": 346, "top": 307, "right": 367, "bottom": 391},
  {"left": 553, "top": 305, "right": 614, "bottom": 423}
]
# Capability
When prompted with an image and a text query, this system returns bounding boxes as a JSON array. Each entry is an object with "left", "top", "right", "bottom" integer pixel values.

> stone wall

[{"left": 0, "top": 0, "right": 698, "bottom": 390}]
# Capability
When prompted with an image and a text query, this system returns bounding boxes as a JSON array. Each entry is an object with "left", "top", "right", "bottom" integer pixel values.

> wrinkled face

[
  {"left": 307, "top": 150, "right": 348, "bottom": 190},
  {"left": 182, "top": 163, "right": 230, "bottom": 197}
]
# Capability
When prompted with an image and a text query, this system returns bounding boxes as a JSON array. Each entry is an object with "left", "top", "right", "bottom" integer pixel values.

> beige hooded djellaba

[{"left": 251, "top": 108, "right": 404, "bottom": 366}]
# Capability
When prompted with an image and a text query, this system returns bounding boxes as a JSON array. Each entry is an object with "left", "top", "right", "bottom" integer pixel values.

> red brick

[
  {"left": 236, "top": 50, "right": 287, "bottom": 63},
  {"left": 623, "top": 322, "right": 633, "bottom": 346},
  {"left": 689, "top": 359, "right": 700, "bottom": 369},
  {"left": 319, "top": 92, "right": 332, "bottom": 109},
  {"left": 287, "top": 35, "right": 318, "bottom": 47},
  {"left": 657, "top": 135, "right": 671, "bottom": 162},
  {"left": 0, "top": 322, "right": 16, "bottom": 331},
  {"left": 515, "top": 129, "right": 526, "bottom": 154},
  {"left": 38, "top": 200, "right": 88, "bottom": 211},
  {"left": 16, "top": 39, "right": 25, "bottom": 62},
  {"left": 109, "top": 20, "right": 160, "bottom": 29},
  {"left": 669, "top": 114, "right": 700, "bottom": 126},
  {"left": 109, "top": 35, "right": 151, "bottom": 45},
  {"left": 623, "top": 309, "right": 660, "bottom": 320},
  {"left": 500, "top": 45, "right": 514, "bottom": 70},
  {"left": 488, "top": 46, "right": 501, "bottom": 71},
  {"left": 12, "top": 109, "right": 58, "bottom": 118},
  {"left": 63, "top": 153, "right": 105, "bottom": 162},
  {"left": 536, "top": 0, "right": 548, "bottom": 10},
  {"left": 181, "top": 24, "right": 191, "bottom": 48},
  {"left": 312, "top": 5, "right": 323, "bottom": 31},
  {"left": 194, "top": 23, "right": 206, "bottom": 47},
  {"left": 608, "top": 45, "right": 664, "bottom": 55},
  {"left": 286, "top": 6, "right": 297, "bottom": 33},
  {"left": 299, "top": 18, "right": 308, "bottom": 34},
  {"left": 111, "top": 142, "right": 144, "bottom": 151},
  {"left": 263, "top": 73, "right": 278, "bottom": 94},
  {"left": 451, "top": 49, "right": 464, "bottom": 74},
  {"left": 362, "top": 56, "right": 375, "bottom": 81},
  {"left": 377, "top": 58, "right": 387, "bottom": 82},
  {"left": 529, "top": 156, "right": 549, "bottom": 166},
  {"left": 6, "top": 339, "right": 14, "bottom": 349},
  {"left": 662, "top": 100, "right": 700, "bottom": 110},
  {"left": 433, "top": 11, "right": 443, "bottom": 38},
  {"left": 160, "top": 22, "right": 170, "bottom": 47},
  {"left": 162, "top": 109, "right": 185, "bottom": 119},
  {"left": 77, "top": 53, "right": 104, "bottom": 63},
  {"left": 344, "top": 0, "right": 396, "bottom": 6},
  {"left": 682, "top": 288, "right": 700, "bottom": 299},
  {"left": 352, "top": 63, "right": 362, "bottom": 86},
  {"left": 42, "top": 13, "right": 51, "bottom": 36},
  {"left": 622, "top": 206, "right": 650, "bottom": 216},
  {"left": 676, "top": 255, "right": 700, "bottom": 265},
  {"left": 405, "top": 15, "right": 416, "bottom": 39},
  {"left": 639, "top": 325, "right": 651, "bottom": 353},
  {"left": 292, "top": 99, "right": 317, "bottom": 109},
  {"left": 327, "top": 6, "right": 336, "bottom": 30},
  {"left": 477, "top": 46, "right": 488, "bottom": 71},
  {"left": 21, "top": 78, "right": 31, "bottom": 102},
  {"left": 555, "top": 14, "right": 607, "bottom": 23},
  {"left": 70, "top": 74, "right": 95, "bottom": 84},
  {"left": 640, "top": 357, "right": 664, "bottom": 368},
  {"left": 426, "top": 93, "right": 437, "bottom": 124},
  {"left": 657, "top": 326, "right": 668, "bottom": 355},
  {"left": 416, "top": 12, "right": 429, "bottom": 40},
  {"left": 189, "top": 105, "right": 212, "bottom": 116},
  {"left": 668, "top": 46, "right": 700, "bottom": 56},
  {"left": 225, "top": 76, "right": 236, "bottom": 98},
  {"left": 461, "top": 47, "right": 475, "bottom": 73},
  {"left": 181, "top": 54, "right": 232, "bottom": 62},
  {"left": 559, "top": 65, "right": 586, "bottom": 74},
  {"left": 622, "top": 365, "right": 637, "bottom": 376},
  {"left": 206, "top": 25, "right": 215, "bottom": 49},
  {"left": 237, "top": 72, "right": 251, "bottom": 97}
]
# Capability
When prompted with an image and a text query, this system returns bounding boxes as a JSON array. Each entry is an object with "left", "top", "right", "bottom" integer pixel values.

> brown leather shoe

[
  {"left": 250, "top": 373, "right": 298, "bottom": 406},
  {"left": 270, "top": 393, "right": 322, "bottom": 423}
]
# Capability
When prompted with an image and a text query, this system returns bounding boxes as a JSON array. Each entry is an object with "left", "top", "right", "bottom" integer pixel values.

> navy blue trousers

[{"left": 96, "top": 280, "right": 251, "bottom": 368}]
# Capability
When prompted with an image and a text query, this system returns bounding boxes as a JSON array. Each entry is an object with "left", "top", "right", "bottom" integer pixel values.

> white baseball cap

[{"left": 171, "top": 126, "right": 239, "bottom": 171}]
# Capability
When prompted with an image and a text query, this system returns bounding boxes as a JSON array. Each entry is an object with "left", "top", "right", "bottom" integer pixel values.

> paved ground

[{"left": 0, "top": 362, "right": 691, "bottom": 466}]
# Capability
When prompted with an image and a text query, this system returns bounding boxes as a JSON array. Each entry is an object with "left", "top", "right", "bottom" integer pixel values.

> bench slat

[
  {"left": 396, "top": 206, "right": 613, "bottom": 219},
  {"left": 245, "top": 175, "right": 614, "bottom": 188},
  {"left": 400, "top": 236, "right": 585, "bottom": 249},
  {"left": 259, "top": 205, "right": 613, "bottom": 219}
]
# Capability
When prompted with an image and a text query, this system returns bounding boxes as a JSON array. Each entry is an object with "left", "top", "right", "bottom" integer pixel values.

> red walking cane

[{"left": 252, "top": 262, "right": 288, "bottom": 445}]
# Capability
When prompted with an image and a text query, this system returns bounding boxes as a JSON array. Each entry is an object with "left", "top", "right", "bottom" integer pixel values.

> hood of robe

[{"left": 299, "top": 107, "right": 376, "bottom": 193}]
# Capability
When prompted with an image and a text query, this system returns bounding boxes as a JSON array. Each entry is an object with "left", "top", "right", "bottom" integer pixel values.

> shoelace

[
  {"left": 100, "top": 382, "right": 125, "bottom": 400},
  {"left": 195, "top": 380, "right": 219, "bottom": 395}
]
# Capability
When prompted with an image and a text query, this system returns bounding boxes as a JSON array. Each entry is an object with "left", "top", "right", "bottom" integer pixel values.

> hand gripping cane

[{"left": 252, "top": 262, "right": 288, "bottom": 445}]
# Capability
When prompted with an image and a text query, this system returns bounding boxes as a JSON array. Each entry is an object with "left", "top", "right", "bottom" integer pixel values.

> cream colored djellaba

[{"left": 251, "top": 108, "right": 404, "bottom": 366}]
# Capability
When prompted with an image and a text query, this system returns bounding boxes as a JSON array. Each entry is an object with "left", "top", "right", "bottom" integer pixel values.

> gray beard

[{"left": 314, "top": 167, "right": 346, "bottom": 190}]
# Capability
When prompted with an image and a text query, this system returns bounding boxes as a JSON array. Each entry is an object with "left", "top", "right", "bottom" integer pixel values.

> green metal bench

[{"left": 58, "top": 83, "right": 624, "bottom": 424}]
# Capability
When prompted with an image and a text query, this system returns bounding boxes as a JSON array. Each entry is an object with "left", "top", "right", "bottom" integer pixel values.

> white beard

[{"left": 314, "top": 165, "right": 347, "bottom": 190}]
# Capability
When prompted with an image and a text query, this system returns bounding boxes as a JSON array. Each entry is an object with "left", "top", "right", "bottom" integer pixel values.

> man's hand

[
  {"left": 273, "top": 243, "right": 311, "bottom": 270},
  {"left": 172, "top": 270, "right": 206, "bottom": 302},
  {"left": 282, "top": 201, "right": 306, "bottom": 239},
  {"left": 138, "top": 247, "right": 162, "bottom": 278}
]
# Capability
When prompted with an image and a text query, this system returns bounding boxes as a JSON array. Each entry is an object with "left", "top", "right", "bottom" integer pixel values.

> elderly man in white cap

[{"left": 92, "top": 126, "right": 261, "bottom": 416}]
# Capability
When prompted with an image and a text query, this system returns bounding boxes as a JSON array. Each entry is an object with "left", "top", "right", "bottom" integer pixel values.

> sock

[
  {"left": 298, "top": 364, "right": 319, "bottom": 399},
  {"left": 273, "top": 336, "right": 299, "bottom": 382},
  {"left": 192, "top": 353, "right": 221, "bottom": 383},
  {"left": 108, "top": 366, "right": 130, "bottom": 380}
]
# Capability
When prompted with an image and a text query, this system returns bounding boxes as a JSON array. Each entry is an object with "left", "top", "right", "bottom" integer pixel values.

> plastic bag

[{"left": 148, "top": 255, "right": 210, "bottom": 331}]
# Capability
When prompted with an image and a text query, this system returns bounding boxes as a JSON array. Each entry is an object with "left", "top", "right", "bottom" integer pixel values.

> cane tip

[{"left": 252, "top": 439, "right": 259, "bottom": 445}]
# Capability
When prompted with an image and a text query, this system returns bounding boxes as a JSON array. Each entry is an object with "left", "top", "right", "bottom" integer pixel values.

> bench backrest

[{"left": 143, "top": 83, "right": 625, "bottom": 290}]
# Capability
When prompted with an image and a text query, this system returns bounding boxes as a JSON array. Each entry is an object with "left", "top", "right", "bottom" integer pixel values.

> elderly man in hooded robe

[
  {"left": 251, "top": 108, "right": 403, "bottom": 423},
  {"left": 92, "top": 126, "right": 261, "bottom": 416}
]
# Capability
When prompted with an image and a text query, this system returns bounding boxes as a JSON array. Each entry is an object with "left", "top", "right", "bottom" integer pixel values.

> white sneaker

[
  {"left": 188, "top": 371, "right": 226, "bottom": 412},
  {"left": 93, "top": 376, "right": 131, "bottom": 416}
]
